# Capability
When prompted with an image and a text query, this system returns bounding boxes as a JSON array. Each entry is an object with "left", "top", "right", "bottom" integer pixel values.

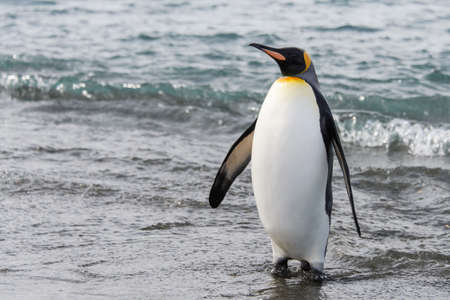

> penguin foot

[
  {"left": 301, "top": 261, "right": 325, "bottom": 281},
  {"left": 300, "top": 260, "right": 311, "bottom": 271},
  {"left": 270, "top": 258, "right": 289, "bottom": 277}
]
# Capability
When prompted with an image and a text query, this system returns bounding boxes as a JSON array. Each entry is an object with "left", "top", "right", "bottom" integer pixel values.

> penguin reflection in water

[{"left": 209, "top": 43, "right": 361, "bottom": 276}]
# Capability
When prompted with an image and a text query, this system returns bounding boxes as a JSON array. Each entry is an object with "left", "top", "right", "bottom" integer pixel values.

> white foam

[{"left": 338, "top": 116, "right": 449, "bottom": 156}]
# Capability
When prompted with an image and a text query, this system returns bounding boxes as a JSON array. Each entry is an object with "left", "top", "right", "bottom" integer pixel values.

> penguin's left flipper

[
  {"left": 329, "top": 117, "right": 361, "bottom": 237},
  {"left": 312, "top": 87, "right": 361, "bottom": 237},
  {"left": 209, "top": 119, "right": 257, "bottom": 208}
]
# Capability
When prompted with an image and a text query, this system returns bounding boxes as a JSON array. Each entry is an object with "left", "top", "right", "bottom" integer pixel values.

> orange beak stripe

[{"left": 262, "top": 49, "right": 286, "bottom": 61}]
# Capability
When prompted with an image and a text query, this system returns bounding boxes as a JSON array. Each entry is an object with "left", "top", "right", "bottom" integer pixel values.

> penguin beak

[{"left": 249, "top": 43, "right": 286, "bottom": 61}]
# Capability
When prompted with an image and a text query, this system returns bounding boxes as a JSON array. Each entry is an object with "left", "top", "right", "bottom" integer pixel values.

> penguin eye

[{"left": 291, "top": 55, "right": 305, "bottom": 68}]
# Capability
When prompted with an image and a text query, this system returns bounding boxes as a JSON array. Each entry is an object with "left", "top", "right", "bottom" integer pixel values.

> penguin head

[{"left": 249, "top": 43, "right": 315, "bottom": 78}]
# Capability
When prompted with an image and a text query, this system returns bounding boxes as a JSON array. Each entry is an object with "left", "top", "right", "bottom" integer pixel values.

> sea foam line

[{"left": 337, "top": 115, "right": 449, "bottom": 156}]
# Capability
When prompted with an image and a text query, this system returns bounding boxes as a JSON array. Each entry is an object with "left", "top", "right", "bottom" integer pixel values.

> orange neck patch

[{"left": 276, "top": 76, "right": 305, "bottom": 84}]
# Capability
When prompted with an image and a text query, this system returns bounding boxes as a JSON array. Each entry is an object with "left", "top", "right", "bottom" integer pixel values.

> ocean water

[{"left": 0, "top": 0, "right": 449, "bottom": 299}]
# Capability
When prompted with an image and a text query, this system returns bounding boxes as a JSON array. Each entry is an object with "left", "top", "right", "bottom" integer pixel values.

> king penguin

[{"left": 209, "top": 43, "right": 361, "bottom": 275}]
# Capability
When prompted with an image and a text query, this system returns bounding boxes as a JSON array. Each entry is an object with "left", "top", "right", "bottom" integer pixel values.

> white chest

[{"left": 251, "top": 77, "right": 329, "bottom": 258}]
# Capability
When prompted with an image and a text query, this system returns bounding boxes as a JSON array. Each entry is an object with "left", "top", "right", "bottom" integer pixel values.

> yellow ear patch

[{"left": 302, "top": 51, "right": 311, "bottom": 73}]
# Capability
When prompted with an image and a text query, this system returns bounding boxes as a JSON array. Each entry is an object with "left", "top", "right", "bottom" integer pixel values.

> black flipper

[
  {"left": 330, "top": 121, "right": 361, "bottom": 237},
  {"left": 312, "top": 87, "right": 362, "bottom": 237},
  {"left": 209, "top": 119, "right": 257, "bottom": 208}
]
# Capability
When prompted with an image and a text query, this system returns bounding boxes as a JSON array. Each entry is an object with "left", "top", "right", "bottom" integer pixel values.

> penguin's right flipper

[{"left": 209, "top": 119, "right": 256, "bottom": 208}]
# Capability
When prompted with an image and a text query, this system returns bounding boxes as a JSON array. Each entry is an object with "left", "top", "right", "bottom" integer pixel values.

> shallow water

[{"left": 0, "top": 0, "right": 449, "bottom": 299}]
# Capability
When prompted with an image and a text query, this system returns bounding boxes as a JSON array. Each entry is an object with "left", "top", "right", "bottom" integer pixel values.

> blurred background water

[{"left": 0, "top": 0, "right": 449, "bottom": 299}]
